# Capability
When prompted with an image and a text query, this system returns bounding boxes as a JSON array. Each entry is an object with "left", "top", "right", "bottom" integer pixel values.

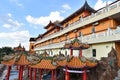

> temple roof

[
  {"left": 67, "top": 57, "right": 86, "bottom": 68},
  {"left": 36, "top": 34, "right": 42, "bottom": 40},
  {"left": 86, "top": 60, "right": 97, "bottom": 68},
  {"left": 29, "top": 37, "right": 36, "bottom": 41},
  {"left": 15, "top": 53, "right": 29, "bottom": 66},
  {"left": 44, "top": 20, "right": 61, "bottom": 29},
  {"left": 29, "top": 59, "right": 57, "bottom": 69},
  {"left": 60, "top": 1, "right": 95, "bottom": 24},
  {"left": 1, "top": 52, "right": 97, "bottom": 69},
  {"left": 64, "top": 35, "right": 90, "bottom": 49},
  {"left": 57, "top": 59, "right": 67, "bottom": 66},
  {"left": 79, "top": 1, "right": 96, "bottom": 13},
  {"left": 57, "top": 56, "right": 97, "bottom": 68},
  {"left": 42, "top": 26, "right": 60, "bottom": 36},
  {"left": 2, "top": 57, "right": 15, "bottom": 66},
  {"left": 44, "top": 21, "right": 54, "bottom": 29}
]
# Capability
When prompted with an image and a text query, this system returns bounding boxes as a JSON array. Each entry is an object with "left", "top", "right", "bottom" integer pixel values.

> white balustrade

[{"left": 35, "top": 27, "right": 120, "bottom": 50}]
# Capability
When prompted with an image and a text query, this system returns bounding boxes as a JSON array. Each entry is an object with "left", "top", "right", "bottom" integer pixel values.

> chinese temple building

[
  {"left": 2, "top": 0, "right": 120, "bottom": 80},
  {"left": 30, "top": 0, "right": 120, "bottom": 67},
  {"left": 14, "top": 43, "right": 25, "bottom": 53}
]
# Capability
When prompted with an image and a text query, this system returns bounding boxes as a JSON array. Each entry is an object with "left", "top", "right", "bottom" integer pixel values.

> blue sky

[{"left": 0, "top": 0, "right": 115, "bottom": 50}]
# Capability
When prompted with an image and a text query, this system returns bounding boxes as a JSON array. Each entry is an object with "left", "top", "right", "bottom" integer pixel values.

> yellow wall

[
  {"left": 29, "top": 42, "right": 35, "bottom": 54},
  {"left": 91, "top": 42, "right": 115, "bottom": 60}
]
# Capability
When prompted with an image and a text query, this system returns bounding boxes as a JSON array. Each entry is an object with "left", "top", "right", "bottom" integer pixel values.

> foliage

[
  {"left": 0, "top": 47, "right": 14, "bottom": 63},
  {"left": 0, "top": 47, "right": 14, "bottom": 55}
]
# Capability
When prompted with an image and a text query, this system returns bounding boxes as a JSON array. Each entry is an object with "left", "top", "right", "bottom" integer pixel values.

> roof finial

[{"left": 19, "top": 43, "right": 21, "bottom": 47}]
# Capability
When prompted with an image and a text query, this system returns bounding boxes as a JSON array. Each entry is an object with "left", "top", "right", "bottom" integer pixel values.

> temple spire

[{"left": 19, "top": 43, "right": 21, "bottom": 47}]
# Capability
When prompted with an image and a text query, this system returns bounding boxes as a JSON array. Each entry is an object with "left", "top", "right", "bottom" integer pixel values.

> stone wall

[{"left": 87, "top": 47, "right": 119, "bottom": 80}]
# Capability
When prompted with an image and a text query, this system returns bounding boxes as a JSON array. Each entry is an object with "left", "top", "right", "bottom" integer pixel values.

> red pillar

[
  {"left": 28, "top": 67, "right": 29, "bottom": 77},
  {"left": 34, "top": 68, "right": 37, "bottom": 80},
  {"left": 83, "top": 68, "right": 87, "bottom": 80},
  {"left": 51, "top": 69, "right": 54, "bottom": 80},
  {"left": 20, "top": 66, "right": 24, "bottom": 80},
  {"left": 30, "top": 68, "right": 32, "bottom": 80},
  {"left": 39, "top": 69, "right": 42, "bottom": 80},
  {"left": 18, "top": 66, "right": 21, "bottom": 79},
  {"left": 16, "top": 65, "right": 18, "bottom": 70},
  {"left": 6, "top": 66, "right": 11, "bottom": 80},
  {"left": 80, "top": 48, "right": 82, "bottom": 57},
  {"left": 65, "top": 67, "right": 70, "bottom": 80},
  {"left": 54, "top": 69, "right": 56, "bottom": 80},
  {"left": 70, "top": 48, "right": 73, "bottom": 56}
]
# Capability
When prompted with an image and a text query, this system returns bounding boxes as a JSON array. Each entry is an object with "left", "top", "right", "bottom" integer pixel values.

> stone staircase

[{"left": 114, "top": 69, "right": 120, "bottom": 80}]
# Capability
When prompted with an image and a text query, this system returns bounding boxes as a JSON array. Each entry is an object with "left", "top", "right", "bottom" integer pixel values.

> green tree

[
  {"left": 0, "top": 47, "right": 14, "bottom": 63},
  {"left": 1, "top": 47, "right": 14, "bottom": 55}
]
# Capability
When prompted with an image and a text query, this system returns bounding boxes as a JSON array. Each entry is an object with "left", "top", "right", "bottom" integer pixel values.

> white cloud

[
  {"left": 8, "top": 19, "right": 24, "bottom": 27},
  {"left": 9, "top": 0, "right": 24, "bottom": 8},
  {"left": 3, "top": 24, "right": 11, "bottom": 28},
  {"left": 94, "top": 0, "right": 112, "bottom": 10},
  {"left": 17, "top": 3, "right": 23, "bottom": 7},
  {"left": 26, "top": 11, "right": 64, "bottom": 26},
  {"left": 62, "top": 4, "right": 71, "bottom": 10},
  {"left": 0, "top": 31, "right": 30, "bottom": 50},
  {"left": 3, "top": 18, "right": 24, "bottom": 30},
  {"left": 8, "top": 13, "right": 12, "bottom": 18}
]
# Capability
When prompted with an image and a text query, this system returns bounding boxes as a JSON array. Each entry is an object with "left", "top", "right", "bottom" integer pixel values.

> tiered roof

[
  {"left": 1, "top": 53, "right": 97, "bottom": 69},
  {"left": 59, "top": 35, "right": 97, "bottom": 68},
  {"left": 29, "top": 59, "right": 57, "bottom": 69},
  {"left": 28, "top": 53, "right": 58, "bottom": 69},
  {"left": 67, "top": 57, "right": 86, "bottom": 68},
  {"left": 2, "top": 55, "right": 15, "bottom": 66},
  {"left": 60, "top": 1, "right": 95, "bottom": 24},
  {"left": 57, "top": 56, "right": 97, "bottom": 68},
  {"left": 15, "top": 53, "right": 29, "bottom": 66},
  {"left": 64, "top": 35, "right": 90, "bottom": 49},
  {"left": 2, "top": 53, "right": 29, "bottom": 66}
]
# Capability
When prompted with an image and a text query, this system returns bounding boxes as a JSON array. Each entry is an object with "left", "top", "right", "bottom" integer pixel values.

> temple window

[
  {"left": 92, "top": 26, "right": 95, "bottom": 33},
  {"left": 92, "top": 49, "right": 96, "bottom": 57},
  {"left": 79, "top": 32, "right": 82, "bottom": 37},
  {"left": 31, "top": 46, "right": 34, "bottom": 49}
]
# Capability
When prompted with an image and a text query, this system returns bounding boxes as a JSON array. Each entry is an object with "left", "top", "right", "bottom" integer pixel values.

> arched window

[{"left": 31, "top": 46, "right": 34, "bottom": 49}]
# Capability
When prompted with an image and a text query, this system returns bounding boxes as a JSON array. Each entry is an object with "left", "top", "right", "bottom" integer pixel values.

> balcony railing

[
  {"left": 34, "top": 26, "right": 120, "bottom": 50},
  {"left": 35, "top": 0, "right": 120, "bottom": 45},
  {"left": 82, "top": 26, "right": 120, "bottom": 43}
]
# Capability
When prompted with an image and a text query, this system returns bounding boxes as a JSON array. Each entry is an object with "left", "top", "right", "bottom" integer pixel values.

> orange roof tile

[
  {"left": 15, "top": 54, "right": 29, "bottom": 66},
  {"left": 64, "top": 37, "right": 90, "bottom": 49},
  {"left": 86, "top": 60, "right": 97, "bottom": 68},
  {"left": 57, "top": 59, "right": 67, "bottom": 66},
  {"left": 2, "top": 58, "right": 15, "bottom": 66},
  {"left": 29, "top": 59, "right": 57, "bottom": 69},
  {"left": 67, "top": 57, "right": 86, "bottom": 68}
]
